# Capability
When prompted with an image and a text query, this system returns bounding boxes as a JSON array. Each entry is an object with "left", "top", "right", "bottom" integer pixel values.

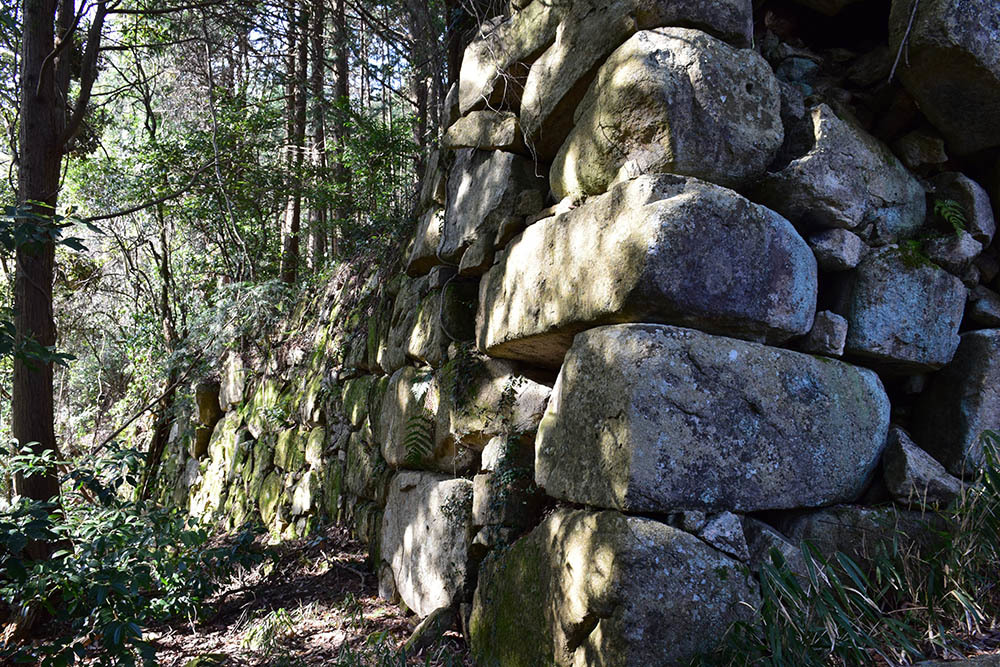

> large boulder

[
  {"left": 443, "top": 110, "right": 526, "bottom": 155},
  {"left": 535, "top": 324, "right": 890, "bottom": 512},
  {"left": 550, "top": 28, "right": 782, "bottom": 199},
  {"left": 914, "top": 329, "right": 1000, "bottom": 476},
  {"left": 842, "top": 246, "right": 966, "bottom": 372},
  {"left": 469, "top": 508, "right": 759, "bottom": 666},
  {"left": 889, "top": 0, "right": 1000, "bottom": 155},
  {"left": 380, "top": 471, "right": 473, "bottom": 618},
  {"left": 478, "top": 175, "right": 817, "bottom": 367},
  {"left": 755, "top": 105, "right": 926, "bottom": 240},
  {"left": 440, "top": 149, "right": 547, "bottom": 273},
  {"left": 519, "top": 0, "right": 753, "bottom": 159}
]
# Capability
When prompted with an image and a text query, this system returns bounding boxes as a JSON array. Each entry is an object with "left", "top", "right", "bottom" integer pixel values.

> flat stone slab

[
  {"left": 469, "top": 508, "right": 759, "bottom": 666},
  {"left": 477, "top": 174, "right": 817, "bottom": 367},
  {"left": 535, "top": 324, "right": 890, "bottom": 512}
]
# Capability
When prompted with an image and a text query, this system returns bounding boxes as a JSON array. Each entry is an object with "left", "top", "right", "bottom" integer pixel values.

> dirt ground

[{"left": 149, "top": 525, "right": 472, "bottom": 666}]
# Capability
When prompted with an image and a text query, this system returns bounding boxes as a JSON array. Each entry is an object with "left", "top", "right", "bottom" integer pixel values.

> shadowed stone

[
  {"left": 536, "top": 324, "right": 890, "bottom": 513},
  {"left": 914, "top": 329, "right": 1000, "bottom": 476},
  {"left": 519, "top": 0, "right": 753, "bottom": 159},
  {"left": 883, "top": 426, "right": 963, "bottom": 508},
  {"left": 890, "top": 0, "right": 1000, "bottom": 155},
  {"left": 843, "top": 246, "right": 966, "bottom": 372},
  {"left": 756, "top": 105, "right": 926, "bottom": 240},
  {"left": 470, "top": 508, "right": 758, "bottom": 666},
  {"left": 478, "top": 175, "right": 817, "bottom": 367}
]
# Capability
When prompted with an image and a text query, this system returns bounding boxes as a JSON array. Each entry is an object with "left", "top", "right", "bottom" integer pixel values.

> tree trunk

[
  {"left": 307, "top": 0, "right": 327, "bottom": 267},
  {"left": 12, "top": 0, "right": 67, "bottom": 538},
  {"left": 280, "top": 1, "right": 308, "bottom": 283},
  {"left": 330, "top": 0, "right": 350, "bottom": 255}
]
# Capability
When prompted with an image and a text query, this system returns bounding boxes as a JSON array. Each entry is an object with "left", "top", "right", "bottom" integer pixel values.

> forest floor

[{"left": 149, "top": 525, "right": 472, "bottom": 666}]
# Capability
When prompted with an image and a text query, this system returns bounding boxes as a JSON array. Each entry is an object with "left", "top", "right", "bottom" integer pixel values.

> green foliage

[
  {"left": 705, "top": 431, "right": 1000, "bottom": 666},
  {"left": 934, "top": 198, "right": 968, "bottom": 236},
  {"left": 0, "top": 445, "right": 265, "bottom": 666},
  {"left": 403, "top": 369, "right": 436, "bottom": 466}
]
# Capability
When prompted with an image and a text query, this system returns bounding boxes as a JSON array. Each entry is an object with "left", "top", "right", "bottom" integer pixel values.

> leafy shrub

[
  {"left": 705, "top": 431, "right": 1000, "bottom": 666},
  {"left": 0, "top": 443, "right": 264, "bottom": 666}
]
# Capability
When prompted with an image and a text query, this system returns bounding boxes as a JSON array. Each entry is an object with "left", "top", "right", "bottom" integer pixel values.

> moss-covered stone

[
  {"left": 274, "top": 428, "right": 306, "bottom": 472},
  {"left": 470, "top": 508, "right": 759, "bottom": 666},
  {"left": 258, "top": 471, "right": 284, "bottom": 525},
  {"left": 341, "top": 376, "right": 375, "bottom": 426},
  {"left": 304, "top": 427, "right": 325, "bottom": 468}
]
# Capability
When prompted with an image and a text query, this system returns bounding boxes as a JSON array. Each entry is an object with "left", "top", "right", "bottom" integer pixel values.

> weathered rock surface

[
  {"left": 780, "top": 506, "right": 936, "bottom": 567},
  {"left": 756, "top": 105, "right": 926, "bottom": 240},
  {"left": 809, "top": 228, "right": 864, "bottom": 271},
  {"left": 519, "top": 0, "right": 753, "bottom": 159},
  {"left": 478, "top": 175, "right": 816, "bottom": 366},
  {"left": 742, "top": 517, "right": 809, "bottom": 578},
  {"left": 889, "top": 0, "right": 1000, "bottom": 155},
  {"left": 469, "top": 508, "right": 759, "bottom": 667},
  {"left": 535, "top": 324, "right": 890, "bottom": 512},
  {"left": 457, "top": 3, "right": 562, "bottom": 114},
  {"left": 443, "top": 111, "right": 526, "bottom": 154},
  {"left": 436, "top": 357, "right": 550, "bottom": 451},
  {"left": 377, "top": 366, "right": 476, "bottom": 473},
  {"left": 800, "top": 310, "right": 848, "bottom": 357},
  {"left": 968, "top": 286, "right": 1000, "bottom": 327},
  {"left": 883, "top": 426, "right": 963, "bottom": 507},
  {"left": 441, "top": 149, "right": 546, "bottom": 270},
  {"left": 405, "top": 207, "right": 443, "bottom": 276},
  {"left": 915, "top": 329, "right": 1000, "bottom": 476},
  {"left": 380, "top": 471, "right": 473, "bottom": 618},
  {"left": 699, "top": 511, "right": 750, "bottom": 562},
  {"left": 550, "top": 28, "right": 782, "bottom": 199},
  {"left": 924, "top": 231, "right": 983, "bottom": 275},
  {"left": 842, "top": 246, "right": 966, "bottom": 371}
]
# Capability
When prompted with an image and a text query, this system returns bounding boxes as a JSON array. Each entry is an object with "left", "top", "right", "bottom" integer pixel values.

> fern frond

[
  {"left": 934, "top": 199, "right": 968, "bottom": 236},
  {"left": 403, "top": 411, "right": 435, "bottom": 466}
]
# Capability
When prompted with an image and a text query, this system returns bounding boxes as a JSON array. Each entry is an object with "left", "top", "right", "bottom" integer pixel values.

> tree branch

[{"left": 82, "top": 161, "right": 215, "bottom": 223}]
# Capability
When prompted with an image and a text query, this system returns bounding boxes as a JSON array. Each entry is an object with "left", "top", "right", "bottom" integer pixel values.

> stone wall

[{"left": 164, "top": 0, "right": 1000, "bottom": 663}]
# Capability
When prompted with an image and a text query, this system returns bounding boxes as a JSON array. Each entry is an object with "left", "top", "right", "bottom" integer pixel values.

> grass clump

[{"left": 705, "top": 431, "right": 1000, "bottom": 666}]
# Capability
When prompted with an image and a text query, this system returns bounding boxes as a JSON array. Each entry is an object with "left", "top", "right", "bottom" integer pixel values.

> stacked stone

[
  {"left": 160, "top": 0, "right": 1000, "bottom": 662},
  {"left": 397, "top": 0, "right": 1000, "bottom": 663}
]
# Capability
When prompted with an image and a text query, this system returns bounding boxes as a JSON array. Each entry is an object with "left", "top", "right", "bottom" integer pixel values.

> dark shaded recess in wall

[{"left": 755, "top": 0, "right": 892, "bottom": 51}]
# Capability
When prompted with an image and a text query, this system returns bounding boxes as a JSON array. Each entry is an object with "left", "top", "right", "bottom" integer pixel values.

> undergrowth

[
  {"left": 704, "top": 430, "right": 1000, "bottom": 666},
  {"left": 0, "top": 444, "right": 265, "bottom": 666}
]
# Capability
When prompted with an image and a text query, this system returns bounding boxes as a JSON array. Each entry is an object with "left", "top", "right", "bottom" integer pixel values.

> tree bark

[
  {"left": 12, "top": 0, "right": 68, "bottom": 532},
  {"left": 330, "top": 0, "right": 350, "bottom": 255},
  {"left": 307, "top": 0, "right": 327, "bottom": 267},
  {"left": 279, "top": 1, "right": 308, "bottom": 283}
]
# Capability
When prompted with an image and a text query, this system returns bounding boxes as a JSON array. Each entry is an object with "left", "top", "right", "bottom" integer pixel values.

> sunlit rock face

[
  {"left": 550, "top": 27, "right": 783, "bottom": 200},
  {"left": 478, "top": 175, "right": 817, "bottom": 367},
  {"left": 535, "top": 324, "right": 890, "bottom": 513},
  {"left": 518, "top": 0, "right": 753, "bottom": 159},
  {"left": 469, "top": 508, "right": 759, "bottom": 666},
  {"left": 380, "top": 471, "right": 473, "bottom": 618},
  {"left": 755, "top": 105, "right": 926, "bottom": 242}
]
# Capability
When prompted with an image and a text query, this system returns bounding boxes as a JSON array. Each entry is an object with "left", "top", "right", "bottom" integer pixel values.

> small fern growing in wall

[
  {"left": 933, "top": 198, "right": 967, "bottom": 236},
  {"left": 403, "top": 411, "right": 435, "bottom": 466},
  {"left": 403, "top": 369, "right": 436, "bottom": 466}
]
